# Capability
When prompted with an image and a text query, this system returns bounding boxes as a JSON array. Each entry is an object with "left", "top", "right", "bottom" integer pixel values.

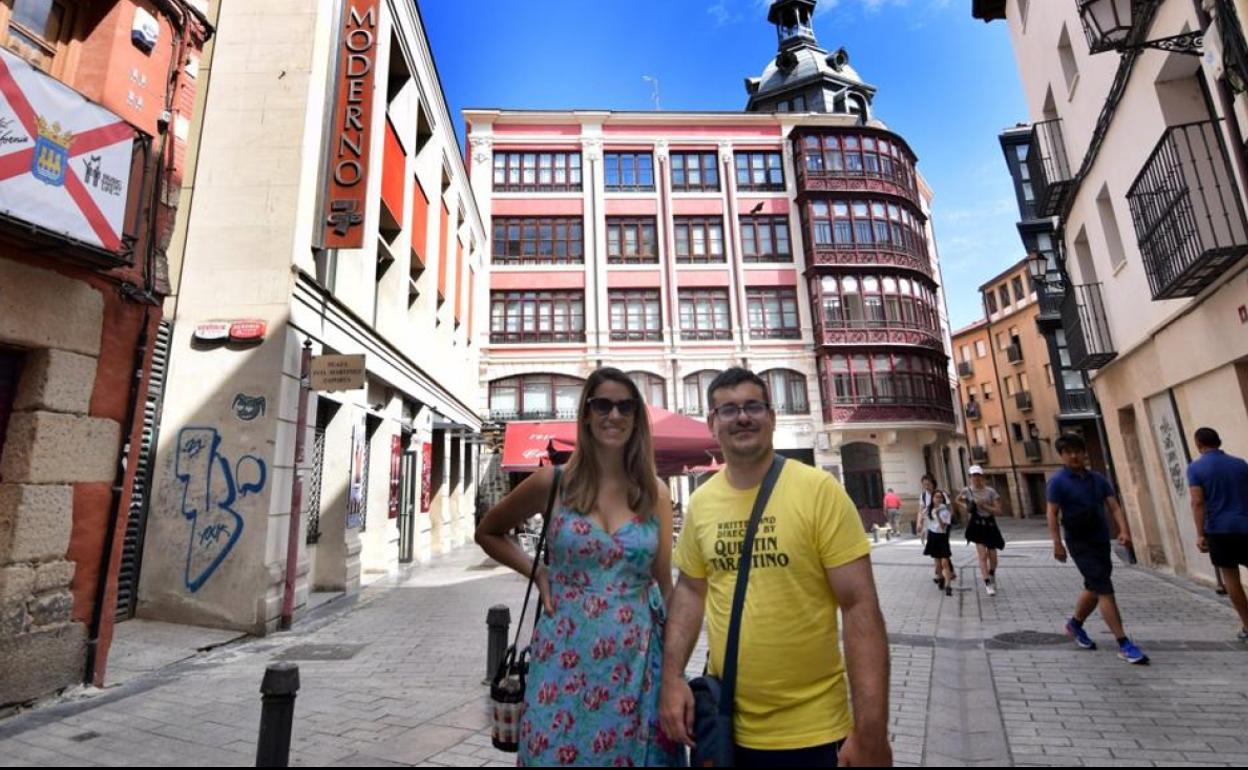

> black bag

[
  {"left": 489, "top": 466, "right": 562, "bottom": 753},
  {"left": 688, "top": 456, "right": 786, "bottom": 768}
]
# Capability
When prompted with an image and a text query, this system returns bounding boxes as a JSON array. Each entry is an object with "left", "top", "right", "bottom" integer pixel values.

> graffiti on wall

[
  {"left": 231, "top": 393, "right": 267, "bottom": 422},
  {"left": 176, "top": 427, "right": 268, "bottom": 592}
]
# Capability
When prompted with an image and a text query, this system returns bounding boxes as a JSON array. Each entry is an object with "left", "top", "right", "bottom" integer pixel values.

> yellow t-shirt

[{"left": 673, "top": 460, "right": 871, "bottom": 750}]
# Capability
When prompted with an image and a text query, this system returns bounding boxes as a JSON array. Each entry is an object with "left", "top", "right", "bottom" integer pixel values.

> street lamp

[
  {"left": 1026, "top": 251, "right": 1050, "bottom": 285},
  {"left": 1076, "top": 0, "right": 1204, "bottom": 56}
]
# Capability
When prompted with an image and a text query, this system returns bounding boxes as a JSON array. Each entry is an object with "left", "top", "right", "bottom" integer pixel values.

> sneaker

[
  {"left": 1118, "top": 639, "right": 1150, "bottom": 665},
  {"left": 1237, "top": 629, "right": 1248, "bottom": 642},
  {"left": 985, "top": 581, "right": 996, "bottom": 597},
  {"left": 1065, "top": 618, "right": 1097, "bottom": 650},
  {"left": 945, "top": 584, "right": 953, "bottom": 597}
]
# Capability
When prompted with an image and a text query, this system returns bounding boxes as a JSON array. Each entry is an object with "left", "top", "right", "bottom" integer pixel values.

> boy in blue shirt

[
  {"left": 1047, "top": 434, "right": 1149, "bottom": 664},
  {"left": 1187, "top": 427, "right": 1248, "bottom": 641}
]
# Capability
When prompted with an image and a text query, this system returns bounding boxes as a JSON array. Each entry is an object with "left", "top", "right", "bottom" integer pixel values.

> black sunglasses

[{"left": 586, "top": 397, "right": 639, "bottom": 417}]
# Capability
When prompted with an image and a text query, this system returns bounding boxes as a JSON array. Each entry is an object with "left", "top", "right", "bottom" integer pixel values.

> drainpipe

[{"left": 982, "top": 293, "right": 1027, "bottom": 518}]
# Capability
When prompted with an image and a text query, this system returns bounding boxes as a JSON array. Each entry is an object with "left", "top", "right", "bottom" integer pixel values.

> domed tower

[{"left": 747, "top": 0, "right": 957, "bottom": 517}]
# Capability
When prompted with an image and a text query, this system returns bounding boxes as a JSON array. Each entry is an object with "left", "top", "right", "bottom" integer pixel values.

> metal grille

[
  {"left": 359, "top": 434, "right": 370, "bottom": 532},
  {"left": 1061, "top": 282, "right": 1117, "bottom": 370},
  {"left": 1027, "top": 119, "right": 1074, "bottom": 216},
  {"left": 116, "top": 320, "right": 172, "bottom": 619},
  {"left": 1126, "top": 120, "right": 1248, "bottom": 300},
  {"left": 306, "top": 411, "right": 329, "bottom": 545}
]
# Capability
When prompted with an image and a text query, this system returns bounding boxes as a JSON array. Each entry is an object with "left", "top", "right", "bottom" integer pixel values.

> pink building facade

[{"left": 466, "top": 0, "right": 965, "bottom": 517}]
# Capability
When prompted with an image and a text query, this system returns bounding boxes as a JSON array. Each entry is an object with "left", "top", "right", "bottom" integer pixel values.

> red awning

[{"left": 499, "top": 406, "right": 720, "bottom": 476}]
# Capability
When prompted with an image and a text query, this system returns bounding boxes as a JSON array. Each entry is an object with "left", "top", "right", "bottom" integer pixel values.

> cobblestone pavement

[{"left": 1, "top": 518, "right": 1246, "bottom": 767}]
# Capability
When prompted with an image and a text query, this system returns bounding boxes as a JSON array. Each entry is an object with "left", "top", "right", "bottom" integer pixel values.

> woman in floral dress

[{"left": 476, "top": 367, "right": 685, "bottom": 767}]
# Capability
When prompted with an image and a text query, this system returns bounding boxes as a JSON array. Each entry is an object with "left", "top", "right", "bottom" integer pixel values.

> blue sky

[{"left": 420, "top": 0, "right": 1028, "bottom": 331}]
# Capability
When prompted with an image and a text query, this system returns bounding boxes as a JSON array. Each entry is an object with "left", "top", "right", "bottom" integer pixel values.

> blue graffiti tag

[{"left": 175, "top": 427, "right": 268, "bottom": 592}]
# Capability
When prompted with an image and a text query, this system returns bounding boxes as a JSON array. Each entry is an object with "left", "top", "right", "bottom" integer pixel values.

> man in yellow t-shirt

[{"left": 660, "top": 367, "right": 891, "bottom": 767}]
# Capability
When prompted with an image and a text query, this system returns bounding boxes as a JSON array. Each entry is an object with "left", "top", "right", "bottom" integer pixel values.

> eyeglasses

[
  {"left": 709, "top": 400, "right": 770, "bottom": 421},
  {"left": 586, "top": 397, "right": 638, "bottom": 417}
]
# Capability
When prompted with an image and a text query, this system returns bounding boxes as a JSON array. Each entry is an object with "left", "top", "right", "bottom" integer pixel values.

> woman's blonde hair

[{"left": 560, "top": 367, "right": 659, "bottom": 516}]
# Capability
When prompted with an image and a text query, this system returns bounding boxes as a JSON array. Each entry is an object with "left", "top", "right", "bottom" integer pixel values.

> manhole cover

[
  {"left": 993, "top": 631, "right": 1069, "bottom": 646},
  {"left": 275, "top": 643, "right": 366, "bottom": 661}
]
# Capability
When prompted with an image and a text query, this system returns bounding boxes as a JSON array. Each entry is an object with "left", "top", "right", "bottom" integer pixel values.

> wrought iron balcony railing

[
  {"left": 1016, "top": 391, "right": 1033, "bottom": 411},
  {"left": 1024, "top": 439, "right": 1043, "bottom": 462},
  {"left": 1126, "top": 120, "right": 1248, "bottom": 300},
  {"left": 1059, "top": 387, "right": 1095, "bottom": 416},
  {"left": 1061, "top": 282, "right": 1117, "bottom": 370},
  {"left": 957, "top": 361, "right": 974, "bottom": 378},
  {"left": 972, "top": 445, "right": 989, "bottom": 463},
  {"left": 966, "top": 401, "right": 982, "bottom": 420},
  {"left": 1006, "top": 344, "right": 1024, "bottom": 364},
  {"left": 1027, "top": 119, "right": 1075, "bottom": 217}
]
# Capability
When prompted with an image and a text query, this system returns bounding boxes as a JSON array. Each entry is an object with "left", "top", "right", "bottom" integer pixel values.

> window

[
  {"left": 975, "top": 427, "right": 987, "bottom": 447},
  {"left": 674, "top": 217, "right": 725, "bottom": 263},
  {"left": 683, "top": 370, "right": 721, "bottom": 415},
  {"left": 990, "top": 425, "right": 1003, "bottom": 444},
  {"left": 1096, "top": 184, "right": 1128, "bottom": 270},
  {"left": 678, "top": 289, "right": 732, "bottom": 341},
  {"left": 967, "top": 386, "right": 977, "bottom": 401},
  {"left": 747, "top": 288, "right": 800, "bottom": 339},
  {"left": 998, "top": 285, "right": 1011, "bottom": 310},
  {"left": 817, "top": 275, "right": 938, "bottom": 331},
  {"left": 493, "top": 151, "right": 582, "bottom": 192},
  {"left": 1004, "top": 377, "right": 1015, "bottom": 396},
  {"left": 975, "top": 340, "right": 988, "bottom": 358},
  {"left": 798, "top": 133, "right": 914, "bottom": 191},
  {"left": 982, "top": 382, "right": 993, "bottom": 400},
  {"left": 739, "top": 215, "right": 792, "bottom": 262},
  {"left": 1011, "top": 276, "right": 1026, "bottom": 303},
  {"left": 985, "top": 289, "right": 998, "bottom": 315},
  {"left": 491, "top": 217, "right": 583, "bottom": 264},
  {"left": 489, "top": 290, "right": 585, "bottom": 343},
  {"left": 734, "top": 151, "right": 785, "bottom": 191},
  {"left": 1045, "top": 364, "right": 1054, "bottom": 386},
  {"left": 606, "top": 217, "right": 658, "bottom": 264},
  {"left": 823, "top": 352, "right": 948, "bottom": 407},
  {"left": 627, "top": 371, "right": 666, "bottom": 408},
  {"left": 960, "top": 344, "right": 971, "bottom": 363},
  {"left": 806, "top": 198, "right": 926, "bottom": 258},
  {"left": 1012, "top": 423, "right": 1025, "bottom": 443},
  {"left": 1058, "top": 24, "right": 1079, "bottom": 93},
  {"left": 670, "top": 152, "right": 719, "bottom": 192},
  {"left": 2, "top": 0, "right": 68, "bottom": 73},
  {"left": 762, "top": 369, "right": 809, "bottom": 414},
  {"left": 604, "top": 152, "right": 654, "bottom": 192},
  {"left": 489, "top": 374, "right": 585, "bottom": 420},
  {"left": 609, "top": 289, "right": 662, "bottom": 342},
  {"left": 1019, "top": 372, "right": 1029, "bottom": 392}
]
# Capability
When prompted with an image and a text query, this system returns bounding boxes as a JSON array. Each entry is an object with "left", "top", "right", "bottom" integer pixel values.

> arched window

[
  {"left": 627, "top": 371, "right": 666, "bottom": 409},
  {"left": 761, "top": 369, "right": 809, "bottom": 415},
  {"left": 682, "top": 370, "right": 721, "bottom": 416},
  {"left": 489, "top": 374, "right": 585, "bottom": 421}
]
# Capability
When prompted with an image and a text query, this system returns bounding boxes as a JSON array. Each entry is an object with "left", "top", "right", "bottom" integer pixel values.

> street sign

[{"left": 310, "top": 354, "right": 365, "bottom": 392}]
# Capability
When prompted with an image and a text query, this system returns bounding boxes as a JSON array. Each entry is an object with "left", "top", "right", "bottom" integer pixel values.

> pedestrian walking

[
  {"left": 922, "top": 490, "right": 955, "bottom": 596},
  {"left": 957, "top": 466, "right": 1006, "bottom": 596},
  {"left": 884, "top": 488, "right": 904, "bottom": 536},
  {"left": 916, "top": 473, "right": 954, "bottom": 583},
  {"left": 475, "top": 367, "right": 685, "bottom": 766},
  {"left": 658, "top": 367, "right": 891, "bottom": 767},
  {"left": 1047, "top": 433, "right": 1149, "bottom": 664},
  {"left": 1187, "top": 427, "right": 1248, "bottom": 641}
]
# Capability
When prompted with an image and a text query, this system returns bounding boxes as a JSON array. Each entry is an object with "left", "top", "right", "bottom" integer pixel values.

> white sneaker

[{"left": 985, "top": 582, "right": 997, "bottom": 597}]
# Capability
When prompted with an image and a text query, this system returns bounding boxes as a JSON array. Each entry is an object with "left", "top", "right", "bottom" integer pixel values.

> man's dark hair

[
  {"left": 706, "top": 367, "right": 771, "bottom": 410},
  {"left": 1055, "top": 433, "right": 1087, "bottom": 454},
  {"left": 921, "top": 473, "right": 937, "bottom": 485},
  {"left": 1195, "top": 427, "right": 1222, "bottom": 449}
]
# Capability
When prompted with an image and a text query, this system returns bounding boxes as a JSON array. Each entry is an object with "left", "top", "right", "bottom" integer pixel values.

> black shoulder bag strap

[
  {"left": 718, "top": 455, "right": 786, "bottom": 718},
  {"left": 513, "top": 466, "right": 562, "bottom": 645}
]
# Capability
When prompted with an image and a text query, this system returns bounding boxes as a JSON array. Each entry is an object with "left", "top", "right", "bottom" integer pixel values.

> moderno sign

[{"left": 321, "top": 0, "right": 378, "bottom": 249}]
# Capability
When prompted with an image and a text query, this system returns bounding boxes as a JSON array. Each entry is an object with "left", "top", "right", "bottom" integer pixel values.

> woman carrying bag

[{"left": 476, "top": 367, "right": 685, "bottom": 767}]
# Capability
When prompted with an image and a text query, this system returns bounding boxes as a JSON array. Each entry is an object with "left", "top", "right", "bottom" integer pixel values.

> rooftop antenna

[{"left": 642, "top": 75, "right": 662, "bottom": 111}]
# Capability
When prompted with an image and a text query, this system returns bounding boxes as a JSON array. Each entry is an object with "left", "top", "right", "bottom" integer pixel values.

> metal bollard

[
  {"left": 256, "top": 662, "right": 300, "bottom": 768},
  {"left": 486, "top": 604, "right": 511, "bottom": 682}
]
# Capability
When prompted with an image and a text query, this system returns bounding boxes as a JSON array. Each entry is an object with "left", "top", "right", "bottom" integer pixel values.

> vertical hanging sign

[
  {"left": 321, "top": 0, "right": 379, "bottom": 248},
  {"left": 388, "top": 434, "right": 402, "bottom": 519},
  {"left": 420, "top": 442, "right": 434, "bottom": 513}
]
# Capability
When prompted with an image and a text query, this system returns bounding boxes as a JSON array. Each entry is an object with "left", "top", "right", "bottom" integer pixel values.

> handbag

[
  {"left": 489, "top": 466, "right": 562, "bottom": 753},
  {"left": 688, "top": 456, "right": 786, "bottom": 767}
]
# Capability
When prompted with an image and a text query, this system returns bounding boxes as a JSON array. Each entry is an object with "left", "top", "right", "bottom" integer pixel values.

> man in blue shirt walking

[
  {"left": 1187, "top": 427, "right": 1248, "bottom": 641},
  {"left": 1047, "top": 434, "right": 1149, "bottom": 664}
]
